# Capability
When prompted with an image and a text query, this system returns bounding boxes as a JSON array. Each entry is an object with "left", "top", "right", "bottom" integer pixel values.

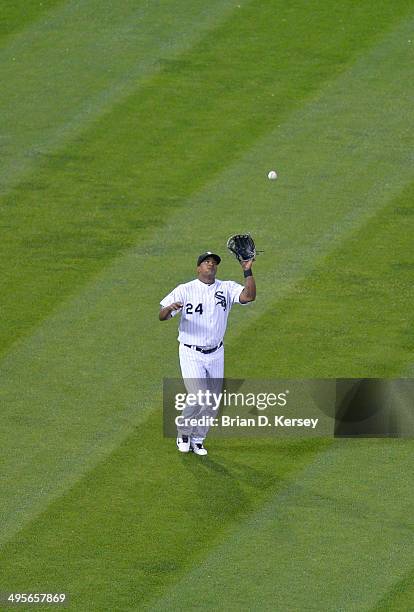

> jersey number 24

[{"left": 186, "top": 303, "right": 203, "bottom": 315}]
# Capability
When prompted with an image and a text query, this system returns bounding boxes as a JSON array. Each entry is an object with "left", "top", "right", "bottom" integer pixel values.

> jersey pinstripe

[{"left": 160, "top": 278, "right": 247, "bottom": 347}]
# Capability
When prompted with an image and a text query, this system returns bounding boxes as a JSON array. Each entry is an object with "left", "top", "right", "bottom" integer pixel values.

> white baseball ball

[{"left": 267, "top": 170, "right": 277, "bottom": 180}]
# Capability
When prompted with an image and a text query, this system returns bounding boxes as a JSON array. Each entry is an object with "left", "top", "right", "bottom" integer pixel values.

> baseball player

[{"left": 159, "top": 251, "right": 256, "bottom": 455}]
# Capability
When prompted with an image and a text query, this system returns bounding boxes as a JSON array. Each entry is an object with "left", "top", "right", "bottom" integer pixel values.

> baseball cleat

[
  {"left": 176, "top": 435, "right": 190, "bottom": 453},
  {"left": 190, "top": 441, "right": 208, "bottom": 456}
]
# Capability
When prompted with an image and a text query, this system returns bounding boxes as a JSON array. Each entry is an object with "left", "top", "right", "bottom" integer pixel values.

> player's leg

[
  {"left": 191, "top": 346, "right": 225, "bottom": 455},
  {"left": 206, "top": 344, "right": 224, "bottom": 380},
  {"left": 176, "top": 345, "right": 207, "bottom": 451},
  {"left": 179, "top": 344, "right": 208, "bottom": 380}
]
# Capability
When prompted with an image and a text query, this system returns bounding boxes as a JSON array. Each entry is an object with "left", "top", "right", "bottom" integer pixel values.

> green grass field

[{"left": 1, "top": 1, "right": 413, "bottom": 610}]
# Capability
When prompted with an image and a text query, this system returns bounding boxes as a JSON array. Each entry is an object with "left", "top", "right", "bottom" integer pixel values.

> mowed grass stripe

[
  {"left": 0, "top": 413, "right": 330, "bottom": 610},
  {"left": 1, "top": 8, "right": 413, "bottom": 551},
  {"left": 224, "top": 180, "right": 414, "bottom": 379},
  {"left": 0, "top": 261, "right": 176, "bottom": 548},
  {"left": 0, "top": 0, "right": 65, "bottom": 46},
  {"left": 0, "top": 0, "right": 243, "bottom": 194},
  {"left": 373, "top": 567, "right": 414, "bottom": 611},
  {"left": 151, "top": 440, "right": 414, "bottom": 611},
  {"left": 1, "top": 0, "right": 411, "bottom": 356}
]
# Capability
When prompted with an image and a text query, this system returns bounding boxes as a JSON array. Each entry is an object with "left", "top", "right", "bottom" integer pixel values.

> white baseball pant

[{"left": 177, "top": 343, "right": 224, "bottom": 442}]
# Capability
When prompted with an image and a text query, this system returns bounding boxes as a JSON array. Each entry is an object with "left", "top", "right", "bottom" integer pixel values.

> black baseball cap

[{"left": 197, "top": 251, "right": 221, "bottom": 266}]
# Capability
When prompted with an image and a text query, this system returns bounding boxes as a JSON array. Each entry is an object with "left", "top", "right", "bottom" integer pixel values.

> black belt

[{"left": 184, "top": 341, "right": 223, "bottom": 354}]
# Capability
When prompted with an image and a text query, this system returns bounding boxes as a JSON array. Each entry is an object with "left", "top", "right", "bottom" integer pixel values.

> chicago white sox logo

[{"left": 215, "top": 290, "right": 227, "bottom": 311}]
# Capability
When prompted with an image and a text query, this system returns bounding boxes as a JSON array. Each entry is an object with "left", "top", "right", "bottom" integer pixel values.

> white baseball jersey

[{"left": 160, "top": 278, "right": 247, "bottom": 347}]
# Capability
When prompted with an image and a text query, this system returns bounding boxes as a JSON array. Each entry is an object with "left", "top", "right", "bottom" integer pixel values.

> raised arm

[{"left": 239, "top": 260, "right": 256, "bottom": 303}]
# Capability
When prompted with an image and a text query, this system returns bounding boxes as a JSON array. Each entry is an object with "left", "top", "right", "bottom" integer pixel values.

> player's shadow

[
  {"left": 180, "top": 453, "right": 232, "bottom": 477},
  {"left": 180, "top": 452, "right": 281, "bottom": 520},
  {"left": 181, "top": 454, "right": 250, "bottom": 518},
  {"left": 194, "top": 455, "right": 232, "bottom": 475}
]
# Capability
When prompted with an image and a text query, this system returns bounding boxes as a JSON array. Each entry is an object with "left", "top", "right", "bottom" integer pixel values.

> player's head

[{"left": 197, "top": 252, "right": 221, "bottom": 283}]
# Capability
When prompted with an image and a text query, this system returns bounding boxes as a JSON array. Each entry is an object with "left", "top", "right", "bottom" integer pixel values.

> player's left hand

[{"left": 240, "top": 259, "right": 254, "bottom": 271}]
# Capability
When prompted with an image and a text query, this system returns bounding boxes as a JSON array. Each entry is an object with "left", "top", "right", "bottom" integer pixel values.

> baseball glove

[{"left": 227, "top": 233, "right": 256, "bottom": 262}]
